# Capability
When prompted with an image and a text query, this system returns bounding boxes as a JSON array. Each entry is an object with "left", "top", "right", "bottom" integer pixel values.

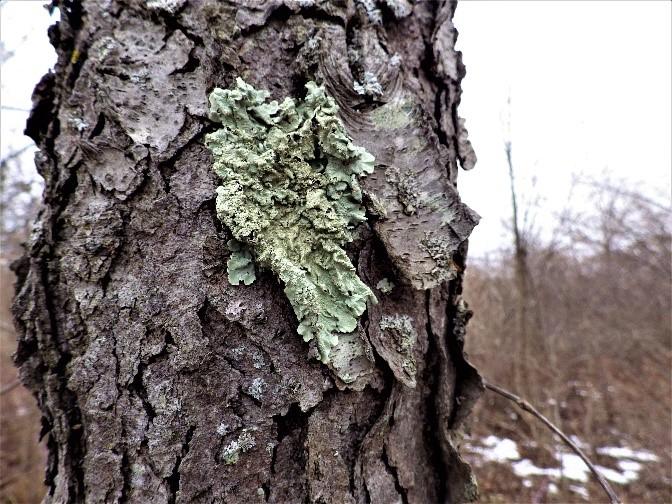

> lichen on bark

[
  {"left": 206, "top": 78, "right": 376, "bottom": 363},
  {"left": 13, "top": 1, "right": 484, "bottom": 501}
]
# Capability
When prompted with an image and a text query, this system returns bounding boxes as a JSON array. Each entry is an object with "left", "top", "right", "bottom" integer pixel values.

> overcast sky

[
  {"left": 455, "top": 0, "right": 671, "bottom": 255},
  {"left": 1, "top": 1, "right": 670, "bottom": 256}
]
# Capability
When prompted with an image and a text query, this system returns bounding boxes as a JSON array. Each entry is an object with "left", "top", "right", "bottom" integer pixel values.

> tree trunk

[{"left": 12, "top": 0, "right": 482, "bottom": 502}]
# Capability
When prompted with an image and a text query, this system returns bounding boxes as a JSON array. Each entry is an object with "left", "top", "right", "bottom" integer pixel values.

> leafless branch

[
  {"left": 0, "top": 143, "right": 34, "bottom": 167},
  {"left": 1, "top": 105, "right": 30, "bottom": 112},
  {"left": 0, "top": 378, "right": 21, "bottom": 396},
  {"left": 484, "top": 380, "right": 622, "bottom": 504}
]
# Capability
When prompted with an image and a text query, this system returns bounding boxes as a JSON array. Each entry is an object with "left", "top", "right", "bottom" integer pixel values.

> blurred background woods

[
  {"left": 1, "top": 148, "right": 45, "bottom": 501},
  {"left": 1, "top": 3, "right": 48, "bottom": 500},
  {"left": 1, "top": 1, "right": 670, "bottom": 503},
  {"left": 462, "top": 172, "right": 672, "bottom": 503}
]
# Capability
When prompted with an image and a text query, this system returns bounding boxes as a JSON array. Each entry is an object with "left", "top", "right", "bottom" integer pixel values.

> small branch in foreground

[
  {"left": 0, "top": 379, "right": 21, "bottom": 396},
  {"left": 484, "top": 380, "right": 622, "bottom": 504}
]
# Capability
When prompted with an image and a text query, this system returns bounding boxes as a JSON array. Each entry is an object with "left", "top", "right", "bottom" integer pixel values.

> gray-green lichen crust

[
  {"left": 226, "top": 239, "right": 256, "bottom": 286},
  {"left": 206, "top": 78, "right": 376, "bottom": 363}
]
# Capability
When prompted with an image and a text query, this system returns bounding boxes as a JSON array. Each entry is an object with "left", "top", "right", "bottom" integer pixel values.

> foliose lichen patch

[
  {"left": 221, "top": 428, "right": 256, "bottom": 465},
  {"left": 376, "top": 278, "right": 395, "bottom": 294},
  {"left": 226, "top": 239, "right": 256, "bottom": 286},
  {"left": 206, "top": 78, "right": 377, "bottom": 363}
]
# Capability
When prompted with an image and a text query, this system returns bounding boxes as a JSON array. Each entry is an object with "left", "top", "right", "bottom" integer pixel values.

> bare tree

[{"left": 11, "top": 1, "right": 484, "bottom": 503}]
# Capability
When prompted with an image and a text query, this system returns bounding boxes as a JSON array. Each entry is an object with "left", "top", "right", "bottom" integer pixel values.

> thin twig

[
  {"left": 0, "top": 378, "right": 21, "bottom": 396},
  {"left": 0, "top": 105, "right": 30, "bottom": 112},
  {"left": 484, "top": 380, "right": 622, "bottom": 504},
  {"left": 0, "top": 143, "right": 34, "bottom": 166}
]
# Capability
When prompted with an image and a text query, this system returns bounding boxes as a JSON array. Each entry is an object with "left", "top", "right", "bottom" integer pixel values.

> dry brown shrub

[{"left": 463, "top": 182, "right": 672, "bottom": 503}]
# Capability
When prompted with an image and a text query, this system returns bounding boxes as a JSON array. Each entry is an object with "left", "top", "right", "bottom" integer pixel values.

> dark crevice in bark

[
  {"left": 423, "top": 289, "right": 448, "bottom": 503},
  {"left": 420, "top": 2, "right": 457, "bottom": 178},
  {"left": 167, "top": 425, "right": 196, "bottom": 503},
  {"left": 88, "top": 112, "right": 106, "bottom": 139},
  {"left": 110, "top": 320, "right": 123, "bottom": 398},
  {"left": 56, "top": 353, "right": 86, "bottom": 502},
  {"left": 270, "top": 400, "right": 309, "bottom": 494},
  {"left": 196, "top": 296, "right": 210, "bottom": 327},
  {"left": 39, "top": 174, "right": 87, "bottom": 500},
  {"left": 162, "top": 3, "right": 203, "bottom": 46},
  {"left": 294, "top": 4, "right": 346, "bottom": 27},
  {"left": 60, "top": 0, "right": 88, "bottom": 89},
  {"left": 169, "top": 48, "right": 200, "bottom": 75},
  {"left": 100, "top": 206, "right": 129, "bottom": 299},
  {"left": 274, "top": 403, "right": 307, "bottom": 444},
  {"left": 260, "top": 481, "right": 270, "bottom": 502},
  {"left": 343, "top": 18, "right": 385, "bottom": 112},
  {"left": 97, "top": 67, "right": 131, "bottom": 82},
  {"left": 24, "top": 72, "right": 57, "bottom": 145},
  {"left": 236, "top": 4, "right": 293, "bottom": 38},
  {"left": 444, "top": 249, "right": 482, "bottom": 430},
  {"left": 119, "top": 449, "right": 131, "bottom": 503},
  {"left": 61, "top": 0, "right": 84, "bottom": 31},
  {"left": 156, "top": 115, "right": 207, "bottom": 192},
  {"left": 361, "top": 479, "right": 372, "bottom": 504},
  {"left": 423, "top": 55, "right": 451, "bottom": 169},
  {"left": 382, "top": 444, "right": 408, "bottom": 504},
  {"left": 198, "top": 197, "right": 226, "bottom": 239},
  {"left": 345, "top": 15, "right": 364, "bottom": 83},
  {"left": 129, "top": 364, "right": 157, "bottom": 422},
  {"left": 45, "top": 430, "right": 59, "bottom": 495},
  {"left": 51, "top": 168, "right": 78, "bottom": 237}
]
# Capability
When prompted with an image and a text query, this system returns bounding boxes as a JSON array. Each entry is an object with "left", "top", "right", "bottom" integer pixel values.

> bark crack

[
  {"left": 167, "top": 425, "right": 196, "bottom": 503},
  {"left": 424, "top": 289, "right": 449, "bottom": 503},
  {"left": 382, "top": 444, "right": 408, "bottom": 504}
]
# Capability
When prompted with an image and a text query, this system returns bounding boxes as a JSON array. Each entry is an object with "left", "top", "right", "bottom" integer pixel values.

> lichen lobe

[{"left": 206, "top": 78, "right": 376, "bottom": 363}]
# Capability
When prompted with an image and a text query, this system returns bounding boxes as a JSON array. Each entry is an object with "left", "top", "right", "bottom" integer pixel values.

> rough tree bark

[{"left": 12, "top": 0, "right": 483, "bottom": 502}]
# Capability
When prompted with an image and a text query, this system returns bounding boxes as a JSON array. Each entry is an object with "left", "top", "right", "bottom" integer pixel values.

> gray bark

[{"left": 12, "top": 0, "right": 482, "bottom": 502}]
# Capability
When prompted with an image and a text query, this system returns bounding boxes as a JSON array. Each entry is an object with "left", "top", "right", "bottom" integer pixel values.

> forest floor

[
  {"left": 461, "top": 263, "right": 672, "bottom": 504},
  {"left": 461, "top": 355, "right": 671, "bottom": 504},
  {"left": 0, "top": 263, "right": 46, "bottom": 504}
]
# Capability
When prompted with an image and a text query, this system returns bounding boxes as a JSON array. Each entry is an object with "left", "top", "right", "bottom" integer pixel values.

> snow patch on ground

[
  {"left": 597, "top": 446, "right": 659, "bottom": 462},
  {"left": 618, "top": 460, "right": 643, "bottom": 472},
  {"left": 570, "top": 484, "right": 590, "bottom": 499},
  {"left": 595, "top": 465, "right": 639, "bottom": 485},
  {"left": 464, "top": 436, "right": 660, "bottom": 489},
  {"left": 468, "top": 435, "right": 520, "bottom": 463}
]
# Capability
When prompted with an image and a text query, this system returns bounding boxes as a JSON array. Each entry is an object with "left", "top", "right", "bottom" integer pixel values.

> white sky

[
  {"left": 1, "top": 1, "right": 670, "bottom": 256},
  {"left": 1, "top": 1, "right": 57, "bottom": 154},
  {"left": 455, "top": 0, "right": 671, "bottom": 255}
]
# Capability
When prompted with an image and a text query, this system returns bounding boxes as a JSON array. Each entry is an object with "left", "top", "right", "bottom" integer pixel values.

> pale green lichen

[
  {"left": 145, "top": 0, "right": 181, "bottom": 14},
  {"left": 376, "top": 277, "right": 395, "bottom": 294},
  {"left": 226, "top": 239, "right": 256, "bottom": 285},
  {"left": 363, "top": 190, "right": 387, "bottom": 219},
  {"left": 206, "top": 78, "right": 376, "bottom": 363},
  {"left": 369, "top": 96, "right": 414, "bottom": 130},
  {"left": 246, "top": 377, "right": 266, "bottom": 401},
  {"left": 328, "top": 332, "right": 376, "bottom": 386},
  {"left": 221, "top": 428, "right": 256, "bottom": 465},
  {"left": 354, "top": 71, "right": 383, "bottom": 97}
]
